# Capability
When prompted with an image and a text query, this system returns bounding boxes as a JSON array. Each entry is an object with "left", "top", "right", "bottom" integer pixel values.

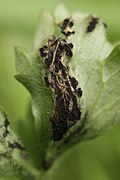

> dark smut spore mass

[
  {"left": 3, "top": 118, "right": 10, "bottom": 138},
  {"left": 87, "top": 17, "right": 99, "bottom": 33},
  {"left": 9, "top": 142, "right": 25, "bottom": 151},
  {"left": 59, "top": 17, "right": 75, "bottom": 37},
  {"left": 39, "top": 18, "right": 82, "bottom": 141},
  {"left": 103, "top": 22, "right": 107, "bottom": 29}
]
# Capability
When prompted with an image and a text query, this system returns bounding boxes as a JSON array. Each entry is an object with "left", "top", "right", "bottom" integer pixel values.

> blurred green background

[{"left": 0, "top": 0, "right": 120, "bottom": 179}]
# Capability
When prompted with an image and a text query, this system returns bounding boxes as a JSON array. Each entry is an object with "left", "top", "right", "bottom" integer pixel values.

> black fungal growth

[
  {"left": 3, "top": 118, "right": 10, "bottom": 138},
  {"left": 59, "top": 17, "right": 75, "bottom": 37},
  {"left": 9, "top": 142, "right": 25, "bottom": 151},
  {"left": 103, "top": 22, "right": 107, "bottom": 29},
  {"left": 39, "top": 18, "right": 82, "bottom": 141},
  {"left": 87, "top": 17, "right": 99, "bottom": 33}
]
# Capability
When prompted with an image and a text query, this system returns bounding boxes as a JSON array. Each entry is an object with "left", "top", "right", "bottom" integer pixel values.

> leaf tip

[{"left": 54, "top": 3, "right": 69, "bottom": 24}]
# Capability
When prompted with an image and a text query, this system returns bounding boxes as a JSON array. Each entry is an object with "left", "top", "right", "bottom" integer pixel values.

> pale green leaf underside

[
  {"left": 88, "top": 45, "right": 120, "bottom": 135},
  {"left": 54, "top": 4, "right": 69, "bottom": 24},
  {"left": 31, "top": 9, "right": 55, "bottom": 57},
  {"left": 49, "top": 5, "right": 120, "bottom": 152},
  {"left": 68, "top": 15, "right": 120, "bottom": 138},
  {"left": 68, "top": 12, "right": 113, "bottom": 115},
  {"left": 14, "top": 4, "right": 120, "bottom": 169}
]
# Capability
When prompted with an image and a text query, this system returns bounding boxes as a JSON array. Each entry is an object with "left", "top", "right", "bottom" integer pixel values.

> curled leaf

[{"left": 14, "top": 4, "right": 120, "bottom": 170}]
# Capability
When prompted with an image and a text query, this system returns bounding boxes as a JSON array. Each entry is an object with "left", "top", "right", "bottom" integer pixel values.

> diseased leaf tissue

[
  {"left": 0, "top": 110, "right": 25, "bottom": 153},
  {"left": 39, "top": 18, "right": 82, "bottom": 141}
]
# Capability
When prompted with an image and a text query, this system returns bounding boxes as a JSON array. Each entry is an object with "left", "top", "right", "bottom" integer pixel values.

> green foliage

[
  {"left": 46, "top": 5, "right": 120, "bottom": 160},
  {"left": 0, "top": 108, "right": 36, "bottom": 179},
  {"left": 15, "top": 9, "right": 55, "bottom": 168},
  {"left": 15, "top": 47, "right": 53, "bottom": 167}
]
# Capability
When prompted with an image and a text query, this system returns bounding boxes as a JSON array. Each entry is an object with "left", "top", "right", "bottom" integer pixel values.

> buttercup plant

[{"left": 0, "top": 4, "right": 120, "bottom": 180}]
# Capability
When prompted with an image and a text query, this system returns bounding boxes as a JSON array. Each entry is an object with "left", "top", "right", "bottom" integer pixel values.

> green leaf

[
  {"left": 15, "top": 47, "right": 53, "bottom": 167},
  {"left": 15, "top": 8, "right": 55, "bottom": 168},
  {"left": 87, "top": 45, "right": 120, "bottom": 136},
  {"left": 54, "top": 4, "right": 69, "bottom": 24},
  {"left": 31, "top": 9, "right": 55, "bottom": 56},
  {"left": 68, "top": 14, "right": 120, "bottom": 139},
  {"left": 0, "top": 108, "right": 35, "bottom": 179},
  {"left": 14, "top": 4, "right": 120, "bottom": 171},
  {"left": 68, "top": 13, "right": 113, "bottom": 117},
  {"left": 45, "top": 7, "right": 120, "bottom": 163},
  {"left": 15, "top": 47, "right": 40, "bottom": 168}
]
